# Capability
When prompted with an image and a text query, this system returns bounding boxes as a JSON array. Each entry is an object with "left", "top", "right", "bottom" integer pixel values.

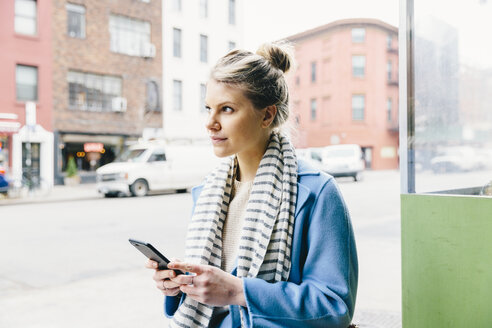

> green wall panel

[{"left": 402, "top": 194, "right": 492, "bottom": 328}]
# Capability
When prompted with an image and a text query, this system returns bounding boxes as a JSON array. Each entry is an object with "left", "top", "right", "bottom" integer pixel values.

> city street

[{"left": 0, "top": 170, "right": 402, "bottom": 327}]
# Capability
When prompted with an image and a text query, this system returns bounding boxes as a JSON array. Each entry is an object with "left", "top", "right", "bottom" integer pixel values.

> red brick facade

[
  {"left": 52, "top": 0, "right": 162, "bottom": 135},
  {"left": 287, "top": 19, "right": 399, "bottom": 170}
]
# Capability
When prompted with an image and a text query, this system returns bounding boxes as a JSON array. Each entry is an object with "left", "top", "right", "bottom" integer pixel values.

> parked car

[
  {"left": 320, "top": 144, "right": 365, "bottom": 181},
  {"left": 430, "top": 147, "right": 483, "bottom": 173},
  {"left": 96, "top": 141, "right": 219, "bottom": 197},
  {"left": 295, "top": 147, "right": 324, "bottom": 171}
]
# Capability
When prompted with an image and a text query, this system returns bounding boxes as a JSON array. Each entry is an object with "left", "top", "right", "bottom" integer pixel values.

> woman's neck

[{"left": 236, "top": 134, "right": 271, "bottom": 182}]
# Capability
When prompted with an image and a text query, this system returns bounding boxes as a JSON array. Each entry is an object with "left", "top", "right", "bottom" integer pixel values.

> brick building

[
  {"left": 52, "top": 0, "right": 162, "bottom": 183},
  {"left": 287, "top": 18, "right": 399, "bottom": 170},
  {"left": 0, "top": 0, "right": 54, "bottom": 189}
]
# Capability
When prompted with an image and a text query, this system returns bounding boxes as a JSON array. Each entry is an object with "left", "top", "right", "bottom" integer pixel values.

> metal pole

[{"left": 399, "top": 0, "right": 416, "bottom": 194}]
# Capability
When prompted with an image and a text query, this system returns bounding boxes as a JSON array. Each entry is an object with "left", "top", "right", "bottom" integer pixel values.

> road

[{"left": 0, "top": 170, "right": 402, "bottom": 327}]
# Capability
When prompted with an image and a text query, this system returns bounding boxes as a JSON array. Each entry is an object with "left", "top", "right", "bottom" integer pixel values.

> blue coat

[{"left": 164, "top": 160, "right": 358, "bottom": 327}]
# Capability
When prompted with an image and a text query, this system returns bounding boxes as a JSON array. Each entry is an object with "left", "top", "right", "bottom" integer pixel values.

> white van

[
  {"left": 96, "top": 141, "right": 219, "bottom": 197},
  {"left": 320, "top": 144, "right": 365, "bottom": 181}
]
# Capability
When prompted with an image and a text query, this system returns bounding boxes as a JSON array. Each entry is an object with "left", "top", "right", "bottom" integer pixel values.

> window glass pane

[
  {"left": 173, "top": 28, "right": 181, "bottom": 57},
  {"left": 411, "top": 0, "right": 492, "bottom": 194},
  {"left": 200, "top": 34, "right": 208, "bottom": 63},
  {"left": 67, "top": 4, "right": 86, "bottom": 38},
  {"left": 352, "top": 95, "right": 365, "bottom": 121},
  {"left": 387, "top": 61, "right": 392, "bottom": 80},
  {"left": 387, "top": 98, "right": 392, "bottom": 121},
  {"left": 15, "top": 0, "right": 37, "bottom": 35},
  {"left": 352, "top": 55, "right": 365, "bottom": 77},
  {"left": 173, "top": 0, "right": 181, "bottom": 11},
  {"left": 67, "top": 71, "right": 122, "bottom": 111},
  {"left": 311, "top": 62, "right": 316, "bottom": 82},
  {"left": 173, "top": 80, "right": 182, "bottom": 111},
  {"left": 200, "top": 0, "right": 208, "bottom": 18},
  {"left": 16, "top": 65, "right": 38, "bottom": 101},
  {"left": 228, "top": 41, "right": 236, "bottom": 51},
  {"left": 109, "top": 15, "right": 151, "bottom": 57},
  {"left": 229, "top": 0, "right": 236, "bottom": 25},
  {"left": 310, "top": 99, "right": 317, "bottom": 120},
  {"left": 351, "top": 28, "right": 365, "bottom": 43},
  {"left": 200, "top": 84, "right": 207, "bottom": 112}
]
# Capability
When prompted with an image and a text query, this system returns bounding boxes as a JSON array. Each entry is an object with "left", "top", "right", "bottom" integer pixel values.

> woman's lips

[{"left": 211, "top": 136, "right": 227, "bottom": 144}]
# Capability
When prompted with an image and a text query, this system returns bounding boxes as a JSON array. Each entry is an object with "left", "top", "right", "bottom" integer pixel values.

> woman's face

[{"left": 205, "top": 79, "right": 269, "bottom": 159}]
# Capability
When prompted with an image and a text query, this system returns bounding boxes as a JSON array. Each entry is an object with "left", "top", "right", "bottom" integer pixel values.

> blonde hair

[{"left": 210, "top": 41, "right": 295, "bottom": 129}]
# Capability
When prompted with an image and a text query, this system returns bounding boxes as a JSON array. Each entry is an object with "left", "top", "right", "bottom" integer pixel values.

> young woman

[{"left": 146, "top": 42, "right": 358, "bottom": 328}]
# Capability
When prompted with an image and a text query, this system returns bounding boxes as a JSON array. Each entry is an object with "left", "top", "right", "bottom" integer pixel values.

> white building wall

[{"left": 162, "top": 0, "right": 244, "bottom": 140}]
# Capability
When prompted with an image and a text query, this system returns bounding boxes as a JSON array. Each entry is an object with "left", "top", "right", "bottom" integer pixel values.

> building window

[
  {"left": 16, "top": 65, "right": 38, "bottom": 101},
  {"left": 173, "top": 0, "right": 182, "bottom": 11},
  {"left": 311, "top": 62, "right": 317, "bottom": 82},
  {"left": 66, "top": 3, "right": 86, "bottom": 38},
  {"left": 200, "top": 83, "right": 207, "bottom": 112},
  {"left": 387, "top": 98, "right": 392, "bottom": 121},
  {"left": 199, "top": 0, "right": 208, "bottom": 18},
  {"left": 352, "top": 55, "right": 366, "bottom": 78},
  {"left": 228, "top": 41, "right": 236, "bottom": 51},
  {"left": 67, "top": 71, "right": 122, "bottom": 112},
  {"left": 387, "top": 60, "right": 392, "bottom": 81},
  {"left": 15, "top": 0, "right": 37, "bottom": 35},
  {"left": 200, "top": 34, "right": 208, "bottom": 63},
  {"left": 173, "top": 80, "right": 182, "bottom": 111},
  {"left": 109, "top": 15, "right": 151, "bottom": 57},
  {"left": 351, "top": 28, "right": 365, "bottom": 43},
  {"left": 173, "top": 28, "right": 182, "bottom": 58},
  {"left": 387, "top": 34, "right": 393, "bottom": 49},
  {"left": 352, "top": 95, "right": 365, "bottom": 121},
  {"left": 228, "top": 0, "right": 236, "bottom": 25},
  {"left": 310, "top": 99, "right": 317, "bottom": 121}
]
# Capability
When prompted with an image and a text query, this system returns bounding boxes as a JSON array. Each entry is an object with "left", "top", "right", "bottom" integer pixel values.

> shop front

[{"left": 55, "top": 132, "right": 138, "bottom": 184}]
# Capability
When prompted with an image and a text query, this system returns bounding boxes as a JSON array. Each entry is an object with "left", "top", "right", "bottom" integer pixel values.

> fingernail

[
  {"left": 153, "top": 262, "right": 157, "bottom": 268},
  {"left": 170, "top": 271, "right": 175, "bottom": 278}
]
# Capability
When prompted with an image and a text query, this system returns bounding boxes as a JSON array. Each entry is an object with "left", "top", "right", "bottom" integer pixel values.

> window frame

[
  {"left": 352, "top": 55, "right": 366, "bottom": 78},
  {"left": 200, "top": 34, "right": 208, "bottom": 63},
  {"left": 352, "top": 94, "right": 365, "bottom": 121},
  {"left": 310, "top": 99, "right": 317, "bottom": 121},
  {"left": 173, "top": 80, "right": 183, "bottom": 111},
  {"left": 351, "top": 27, "right": 366, "bottom": 43},
  {"left": 66, "top": 3, "right": 86, "bottom": 39},
  {"left": 173, "top": 28, "right": 182, "bottom": 58},
  {"left": 16, "top": 64, "right": 38, "bottom": 102},
  {"left": 15, "top": 0, "right": 38, "bottom": 36}
]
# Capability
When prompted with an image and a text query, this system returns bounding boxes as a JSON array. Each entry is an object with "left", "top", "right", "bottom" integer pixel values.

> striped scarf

[{"left": 170, "top": 133, "right": 298, "bottom": 328}]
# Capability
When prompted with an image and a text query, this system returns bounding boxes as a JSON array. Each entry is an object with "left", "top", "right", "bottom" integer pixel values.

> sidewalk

[{"left": 0, "top": 183, "right": 100, "bottom": 206}]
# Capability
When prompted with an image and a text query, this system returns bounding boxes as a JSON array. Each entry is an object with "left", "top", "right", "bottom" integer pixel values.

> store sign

[
  {"left": 0, "top": 121, "right": 21, "bottom": 132},
  {"left": 84, "top": 142, "right": 104, "bottom": 153}
]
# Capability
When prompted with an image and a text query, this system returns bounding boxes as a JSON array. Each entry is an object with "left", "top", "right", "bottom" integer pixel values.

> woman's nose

[{"left": 205, "top": 111, "right": 220, "bottom": 130}]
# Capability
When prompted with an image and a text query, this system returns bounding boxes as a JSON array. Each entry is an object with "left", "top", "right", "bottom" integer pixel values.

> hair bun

[{"left": 256, "top": 41, "right": 294, "bottom": 74}]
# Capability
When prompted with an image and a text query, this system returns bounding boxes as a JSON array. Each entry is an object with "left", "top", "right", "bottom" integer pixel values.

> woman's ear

[{"left": 262, "top": 105, "right": 277, "bottom": 128}]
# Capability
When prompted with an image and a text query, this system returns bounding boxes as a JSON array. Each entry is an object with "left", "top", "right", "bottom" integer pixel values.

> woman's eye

[
  {"left": 205, "top": 106, "right": 211, "bottom": 112},
  {"left": 222, "top": 106, "right": 234, "bottom": 113}
]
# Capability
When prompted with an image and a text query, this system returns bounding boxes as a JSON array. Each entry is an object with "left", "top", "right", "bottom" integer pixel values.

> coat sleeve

[{"left": 242, "top": 178, "right": 358, "bottom": 328}]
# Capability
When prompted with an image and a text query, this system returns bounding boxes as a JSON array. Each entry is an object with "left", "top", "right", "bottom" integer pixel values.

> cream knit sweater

[{"left": 221, "top": 178, "right": 254, "bottom": 273}]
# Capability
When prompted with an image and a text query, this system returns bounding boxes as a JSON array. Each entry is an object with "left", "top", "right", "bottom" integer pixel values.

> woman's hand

[
  {"left": 145, "top": 259, "right": 182, "bottom": 297},
  {"left": 168, "top": 261, "right": 246, "bottom": 307}
]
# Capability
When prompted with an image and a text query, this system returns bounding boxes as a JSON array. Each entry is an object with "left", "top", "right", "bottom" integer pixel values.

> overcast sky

[{"left": 243, "top": 0, "right": 400, "bottom": 50}]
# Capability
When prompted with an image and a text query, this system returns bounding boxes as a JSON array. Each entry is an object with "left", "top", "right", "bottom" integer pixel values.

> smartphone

[{"left": 128, "top": 238, "right": 184, "bottom": 274}]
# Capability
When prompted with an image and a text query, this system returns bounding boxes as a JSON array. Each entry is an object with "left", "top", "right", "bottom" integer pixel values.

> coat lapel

[{"left": 295, "top": 182, "right": 310, "bottom": 218}]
